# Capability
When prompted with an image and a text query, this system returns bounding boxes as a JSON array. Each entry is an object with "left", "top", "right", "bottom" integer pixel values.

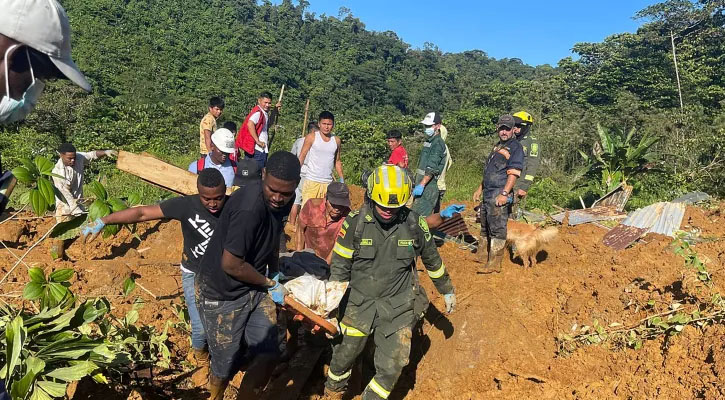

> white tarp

[{"left": 284, "top": 276, "right": 348, "bottom": 318}]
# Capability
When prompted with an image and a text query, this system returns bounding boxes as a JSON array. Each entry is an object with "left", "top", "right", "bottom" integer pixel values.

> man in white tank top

[{"left": 298, "top": 111, "right": 344, "bottom": 206}]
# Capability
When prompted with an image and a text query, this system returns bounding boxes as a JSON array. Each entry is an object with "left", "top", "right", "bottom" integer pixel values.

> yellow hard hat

[
  {"left": 366, "top": 164, "right": 411, "bottom": 208},
  {"left": 513, "top": 111, "right": 534, "bottom": 125}
]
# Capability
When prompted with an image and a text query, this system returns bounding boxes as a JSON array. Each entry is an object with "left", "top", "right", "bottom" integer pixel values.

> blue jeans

[
  {"left": 245, "top": 150, "right": 268, "bottom": 169},
  {"left": 181, "top": 270, "right": 207, "bottom": 350},
  {"left": 198, "top": 290, "right": 279, "bottom": 380}
]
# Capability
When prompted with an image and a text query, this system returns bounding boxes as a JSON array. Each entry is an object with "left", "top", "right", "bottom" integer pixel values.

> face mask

[
  {"left": 0, "top": 45, "right": 46, "bottom": 124},
  {"left": 424, "top": 127, "right": 435, "bottom": 136}
]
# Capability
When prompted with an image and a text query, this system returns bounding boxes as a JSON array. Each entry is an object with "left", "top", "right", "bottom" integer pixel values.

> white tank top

[{"left": 305, "top": 131, "right": 338, "bottom": 183}]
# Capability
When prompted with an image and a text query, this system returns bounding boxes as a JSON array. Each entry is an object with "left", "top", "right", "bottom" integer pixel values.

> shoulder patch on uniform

[
  {"left": 364, "top": 214, "right": 373, "bottom": 222},
  {"left": 418, "top": 216, "right": 432, "bottom": 241},
  {"left": 398, "top": 239, "right": 413, "bottom": 247},
  {"left": 360, "top": 238, "right": 373, "bottom": 246},
  {"left": 530, "top": 143, "right": 539, "bottom": 157}
]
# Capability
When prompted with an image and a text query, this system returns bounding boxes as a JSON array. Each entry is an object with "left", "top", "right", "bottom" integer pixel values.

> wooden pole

[
  {"left": 671, "top": 31, "right": 684, "bottom": 109},
  {"left": 268, "top": 85, "right": 285, "bottom": 151},
  {"left": 301, "top": 99, "right": 310, "bottom": 137}
]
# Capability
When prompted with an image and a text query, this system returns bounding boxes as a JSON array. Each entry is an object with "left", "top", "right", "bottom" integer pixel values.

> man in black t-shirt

[
  {"left": 80, "top": 169, "right": 227, "bottom": 388},
  {"left": 197, "top": 151, "right": 300, "bottom": 399}
]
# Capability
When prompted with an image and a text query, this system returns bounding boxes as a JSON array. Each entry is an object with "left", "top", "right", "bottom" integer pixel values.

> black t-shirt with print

[
  {"left": 198, "top": 181, "right": 291, "bottom": 301},
  {"left": 159, "top": 195, "right": 220, "bottom": 273}
]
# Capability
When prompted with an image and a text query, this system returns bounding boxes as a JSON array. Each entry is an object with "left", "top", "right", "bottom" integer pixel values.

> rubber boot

[
  {"left": 485, "top": 238, "right": 506, "bottom": 273},
  {"left": 188, "top": 348, "right": 210, "bottom": 388},
  {"left": 207, "top": 374, "right": 228, "bottom": 400},
  {"left": 476, "top": 236, "right": 490, "bottom": 273}
]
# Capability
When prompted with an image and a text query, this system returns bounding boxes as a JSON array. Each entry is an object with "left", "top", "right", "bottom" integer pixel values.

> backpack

[{"left": 196, "top": 157, "right": 237, "bottom": 173}]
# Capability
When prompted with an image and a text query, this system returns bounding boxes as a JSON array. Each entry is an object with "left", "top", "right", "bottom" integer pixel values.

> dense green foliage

[{"left": 1, "top": 0, "right": 723, "bottom": 210}]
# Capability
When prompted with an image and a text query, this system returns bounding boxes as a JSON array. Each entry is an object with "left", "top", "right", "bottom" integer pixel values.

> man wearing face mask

[
  {"left": 0, "top": 0, "right": 92, "bottom": 215},
  {"left": 411, "top": 112, "right": 448, "bottom": 217},
  {"left": 324, "top": 164, "right": 455, "bottom": 400},
  {"left": 472, "top": 115, "right": 524, "bottom": 273}
]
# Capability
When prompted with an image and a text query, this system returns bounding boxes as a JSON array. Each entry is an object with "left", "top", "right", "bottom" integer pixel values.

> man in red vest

[{"left": 235, "top": 91, "right": 281, "bottom": 168}]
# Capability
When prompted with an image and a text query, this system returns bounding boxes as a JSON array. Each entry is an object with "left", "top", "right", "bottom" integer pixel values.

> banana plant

[
  {"left": 11, "top": 157, "right": 66, "bottom": 216},
  {"left": 579, "top": 124, "right": 660, "bottom": 193},
  {"left": 86, "top": 181, "right": 140, "bottom": 238}
]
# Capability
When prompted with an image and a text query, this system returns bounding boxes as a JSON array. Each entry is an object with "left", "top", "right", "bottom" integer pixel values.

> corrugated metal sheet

[
  {"left": 603, "top": 225, "right": 649, "bottom": 250},
  {"left": 620, "top": 202, "right": 686, "bottom": 237},
  {"left": 592, "top": 184, "right": 633, "bottom": 212},
  {"left": 551, "top": 206, "right": 627, "bottom": 226}
]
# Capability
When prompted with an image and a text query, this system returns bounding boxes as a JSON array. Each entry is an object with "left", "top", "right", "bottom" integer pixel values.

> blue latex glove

[
  {"left": 440, "top": 204, "right": 465, "bottom": 219},
  {"left": 267, "top": 274, "right": 287, "bottom": 305},
  {"left": 444, "top": 292, "right": 456, "bottom": 314},
  {"left": 412, "top": 184, "right": 425, "bottom": 197},
  {"left": 339, "top": 177, "right": 345, "bottom": 183},
  {"left": 81, "top": 218, "right": 105, "bottom": 241}
]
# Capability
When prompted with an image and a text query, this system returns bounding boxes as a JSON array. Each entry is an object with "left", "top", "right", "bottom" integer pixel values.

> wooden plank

[
  {"left": 260, "top": 346, "right": 325, "bottom": 400},
  {"left": 284, "top": 295, "right": 338, "bottom": 335},
  {"left": 117, "top": 151, "right": 198, "bottom": 195}
]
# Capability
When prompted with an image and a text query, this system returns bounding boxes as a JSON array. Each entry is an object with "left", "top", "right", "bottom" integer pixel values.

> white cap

[
  {"left": 0, "top": 0, "right": 91, "bottom": 92},
  {"left": 211, "top": 128, "right": 235, "bottom": 154},
  {"left": 420, "top": 111, "right": 442, "bottom": 126}
]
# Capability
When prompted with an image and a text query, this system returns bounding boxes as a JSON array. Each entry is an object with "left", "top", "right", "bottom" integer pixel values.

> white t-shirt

[
  {"left": 52, "top": 151, "right": 99, "bottom": 217},
  {"left": 249, "top": 109, "right": 269, "bottom": 153}
]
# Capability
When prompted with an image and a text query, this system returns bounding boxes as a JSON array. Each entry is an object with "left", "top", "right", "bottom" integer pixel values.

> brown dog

[{"left": 506, "top": 220, "right": 558, "bottom": 268}]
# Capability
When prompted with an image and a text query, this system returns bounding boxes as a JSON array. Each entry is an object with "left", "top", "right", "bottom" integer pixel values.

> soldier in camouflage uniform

[
  {"left": 324, "top": 165, "right": 456, "bottom": 400},
  {"left": 511, "top": 111, "right": 540, "bottom": 219}
]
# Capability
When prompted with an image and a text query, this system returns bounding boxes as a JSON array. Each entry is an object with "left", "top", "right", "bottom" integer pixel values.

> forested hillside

[{"left": 1, "top": 0, "right": 723, "bottom": 208}]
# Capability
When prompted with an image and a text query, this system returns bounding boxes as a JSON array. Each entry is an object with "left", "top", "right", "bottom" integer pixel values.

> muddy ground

[{"left": 1, "top": 188, "right": 724, "bottom": 399}]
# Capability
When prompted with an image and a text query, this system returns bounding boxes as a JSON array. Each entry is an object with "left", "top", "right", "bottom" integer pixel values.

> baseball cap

[
  {"left": 211, "top": 128, "right": 235, "bottom": 153},
  {"left": 420, "top": 112, "right": 442, "bottom": 126},
  {"left": 496, "top": 115, "right": 516, "bottom": 129},
  {"left": 326, "top": 182, "right": 351, "bottom": 208},
  {"left": 233, "top": 159, "right": 261, "bottom": 186},
  {"left": 0, "top": 0, "right": 91, "bottom": 92}
]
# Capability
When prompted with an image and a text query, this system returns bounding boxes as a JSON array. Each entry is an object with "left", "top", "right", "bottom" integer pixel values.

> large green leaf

[
  {"left": 30, "top": 384, "right": 54, "bottom": 400},
  {"left": 36, "top": 177, "right": 56, "bottom": 206},
  {"left": 49, "top": 215, "right": 85, "bottom": 240},
  {"left": 23, "top": 282, "right": 44, "bottom": 300},
  {"left": 28, "top": 267, "right": 46, "bottom": 284},
  {"left": 47, "top": 282, "right": 69, "bottom": 306},
  {"left": 107, "top": 197, "right": 128, "bottom": 213},
  {"left": 34, "top": 156, "right": 55, "bottom": 176},
  {"left": 19, "top": 158, "right": 39, "bottom": 178},
  {"left": 29, "top": 189, "right": 49, "bottom": 216},
  {"left": 11, "top": 166, "right": 34, "bottom": 185},
  {"left": 86, "top": 181, "right": 108, "bottom": 201},
  {"left": 45, "top": 360, "right": 98, "bottom": 382},
  {"left": 126, "top": 193, "right": 141, "bottom": 207},
  {"left": 5, "top": 316, "right": 26, "bottom": 380},
  {"left": 49, "top": 269, "right": 74, "bottom": 283},
  {"left": 36, "top": 381, "right": 66, "bottom": 398},
  {"left": 10, "top": 356, "right": 46, "bottom": 399},
  {"left": 88, "top": 200, "right": 111, "bottom": 221}
]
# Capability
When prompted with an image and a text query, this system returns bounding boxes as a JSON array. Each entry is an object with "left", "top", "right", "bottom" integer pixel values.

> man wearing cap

[
  {"left": 80, "top": 168, "right": 229, "bottom": 388},
  {"left": 385, "top": 130, "right": 408, "bottom": 169},
  {"left": 411, "top": 112, "right": 448, "bottom": 217},
  {"left": 472, "top": 115, "right": 524, "bottom": 273},
  {"left": 51, "top": 143, "right": 117, "bottom": 260},
  {"left": 0, "top": 0, "right": 93, "bottom": 218},
  {"left": 295, "top": 182, "right": 350, "bottom": 264},
  {"left": 189, "top": 128, "right": 237, "bottom": 187},
  {"left": 232, "top": 158, "right": 262, "bottom": 189}
]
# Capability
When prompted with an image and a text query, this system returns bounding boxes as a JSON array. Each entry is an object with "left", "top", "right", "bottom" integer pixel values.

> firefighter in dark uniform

[
  {"left": 511, "top": 111, "right": 540, "bottom": 219},
  {"left": 472, "top": 115, "right": 524, "bottom": 273},
  {"left": 324, "top": 164, "right": 456, "bottom": 400},
  {"left": 411, "top": 112, "right": 448, "bottom": 217}
]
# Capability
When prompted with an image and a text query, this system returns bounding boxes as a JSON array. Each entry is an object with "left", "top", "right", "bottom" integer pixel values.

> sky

[{"left": 283, "top": 0, "right": 659, "bottom": 66}]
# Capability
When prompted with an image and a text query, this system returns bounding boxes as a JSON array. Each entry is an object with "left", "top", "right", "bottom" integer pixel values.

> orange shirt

[{"left": 299, "top": 198, "right": 348, "bottom": 260}]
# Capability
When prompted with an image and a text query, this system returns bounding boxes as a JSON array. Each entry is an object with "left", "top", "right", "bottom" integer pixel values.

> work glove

[
  {"left": 412, "top": 184, "right": 425, "bottom": 197},
  {"left": 339, "top": 177, "right": 344, "bottom": 183},
  {"left": 444, "top": 292, "right": 456, "bottom": 314},
  {"left": 267, "top": 274, "right": 288, "bottom": 305},
  {"left": 440, "top": 204, "right": 465, "bottom": 219},
  {"left": 104, "top": 150, "right": 118, "bottom": 158},
  {"left": 81, "top": 218, "right": 105, "bottom": 242}
]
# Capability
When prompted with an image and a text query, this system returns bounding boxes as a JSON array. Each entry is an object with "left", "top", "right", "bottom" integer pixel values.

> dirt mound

[{"left": 1, "top": 198, "right": 723, "bottom": 399}]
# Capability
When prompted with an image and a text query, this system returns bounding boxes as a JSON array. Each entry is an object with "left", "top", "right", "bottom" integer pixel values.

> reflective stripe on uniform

[
  {"left": 428, "top": 263, "right": 445, "bottom": 279},
  {"left": 327, "top": 368, "right": 352, "bottom": 382},
  {"left": 333, "top": 242, "right": 354, "bottom": 259},
  {"left": 367, "top": 378, "right": 391, "bottom": 399},
  {"left": 340, "top": 322, "right": 367, "bottom": 337},
  {"left": 525, "top": 174, "right": 535, "bottom": 181}
]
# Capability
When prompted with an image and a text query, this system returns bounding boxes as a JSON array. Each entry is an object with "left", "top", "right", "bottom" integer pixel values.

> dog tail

[{"left": 535, "top": 227, "right": 558, "bottom": 246}]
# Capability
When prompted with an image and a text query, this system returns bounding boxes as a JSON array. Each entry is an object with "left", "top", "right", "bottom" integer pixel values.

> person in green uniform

[
  {"left": 411, "top": 112, "right": 448, "bottom": 217},
  {"left": 324, "top": 164, "right": 456, "bottom": 400},
  {"left": 511, "top": 111, "right": 540, "bottom": 219}
]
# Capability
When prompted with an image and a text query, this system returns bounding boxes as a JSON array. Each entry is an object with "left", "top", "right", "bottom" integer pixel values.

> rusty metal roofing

[
  {"left": 591, "top": 184, "right": 633, "bottom": 212},
  {"left": 603, "top": 225, "right": 649, "bottom": 250},
  {"left": 621, "top": 202, "right": 686, "bottom": 237},
  {"left": 551, "top": 206, "right": 627, "bottom": 226}
]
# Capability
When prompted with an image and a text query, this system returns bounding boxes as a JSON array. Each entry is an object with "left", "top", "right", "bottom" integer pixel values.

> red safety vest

[
  {"left": 196, "top": 157, "right": 237, "bottom": 173},
  {"left": 235, "top": 104, "right": 266, "bottom": 158}
]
